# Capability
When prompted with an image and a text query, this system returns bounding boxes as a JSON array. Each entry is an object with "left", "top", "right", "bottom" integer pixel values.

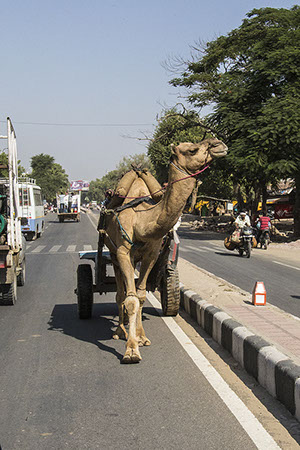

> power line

[{"left": 0, "top": 120, "right": 153, "bottom": 127}]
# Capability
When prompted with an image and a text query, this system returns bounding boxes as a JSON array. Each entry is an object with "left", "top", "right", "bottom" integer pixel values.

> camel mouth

[{"left": 212, "top": 146, "right": 228, "bottom": 157}]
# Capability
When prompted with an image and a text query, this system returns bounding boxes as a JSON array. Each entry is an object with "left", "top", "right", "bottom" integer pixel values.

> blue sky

[{"left": 0, "top": 0, "right": 297, "bottom": 181}]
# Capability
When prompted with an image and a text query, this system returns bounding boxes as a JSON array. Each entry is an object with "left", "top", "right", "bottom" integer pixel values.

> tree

[
  {"left": 30, "top": 154, "right": 69, "bottom": 202},
  {"left": 170, "top": 6, "right": 300, "bottom": 233},
  {"left": 0, "top": 151, "right": 25, "bottom": 178}
]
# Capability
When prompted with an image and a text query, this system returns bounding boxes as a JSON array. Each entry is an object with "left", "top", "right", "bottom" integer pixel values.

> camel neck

[{"left": 155, "top": 163, "right": 196, "bottom": 234}]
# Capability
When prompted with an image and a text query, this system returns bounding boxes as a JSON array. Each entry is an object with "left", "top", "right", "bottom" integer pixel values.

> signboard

[
  {"left": 274, "top": 203, "right": 294, "bottom": 219},
  {"left": 70, "top": 180, "right": 90, "bottom": 191}
]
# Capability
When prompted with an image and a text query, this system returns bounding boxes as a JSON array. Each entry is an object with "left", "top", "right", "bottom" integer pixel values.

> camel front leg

[
  {"left": 136, "top": 242, "right": 162, "bottom": 346},
  {"left": 117, "top": 245, "right": 142, "bottom": 363}
]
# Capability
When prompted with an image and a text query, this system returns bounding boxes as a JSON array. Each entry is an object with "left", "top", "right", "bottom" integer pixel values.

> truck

[
  {"left": 0, "top": 118, "right": 26, "bottom": 305},
  {"left": 56, "top": 191, "right": 81, "bottom": 222}
]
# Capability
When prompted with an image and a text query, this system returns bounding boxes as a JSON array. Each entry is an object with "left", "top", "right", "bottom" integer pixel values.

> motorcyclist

[
  {"left": 234, "top": 210, "right": 250, "bottom": 229},
  {"left": 256, "top": 212, "right": 271, "bottom": 246}
]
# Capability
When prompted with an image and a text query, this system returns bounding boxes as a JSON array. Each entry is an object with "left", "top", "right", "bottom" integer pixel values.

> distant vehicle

[
  {"left": 90, "top": 201, "right": 98, "bottom": 210},
  {"left": 56, "top": 192, "right": 80, "bottom": 222},
  {"left": 18, "top": 178, "right": 45, "bottom": 240},
  {"left": 0, "top": 118, "right": 26, "bottom": 304}
]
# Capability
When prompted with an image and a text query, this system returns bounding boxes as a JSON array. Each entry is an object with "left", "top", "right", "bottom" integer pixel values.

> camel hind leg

[{"left": 112, "top": 263, "right": 128, "bottom": 341}]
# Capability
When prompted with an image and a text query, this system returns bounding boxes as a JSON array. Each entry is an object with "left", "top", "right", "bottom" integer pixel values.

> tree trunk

[
  {"left": 261, "top": 183, "right": 268, "bottom": 214},
  {"left": 294, "top": 171, "right": 300, "bottom": 237},
  {"left": 190, "top": 180, "right": 202, "bottom": 213}
]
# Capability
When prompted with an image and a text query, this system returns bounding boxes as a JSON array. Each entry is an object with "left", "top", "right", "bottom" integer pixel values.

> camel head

[{"left": 170, "top": 138, "right": 228, "bottom": 175}]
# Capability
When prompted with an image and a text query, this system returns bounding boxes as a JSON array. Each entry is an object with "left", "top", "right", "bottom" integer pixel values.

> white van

[{"left": 18, "top": 178, "right": 45, "bottom": 240}]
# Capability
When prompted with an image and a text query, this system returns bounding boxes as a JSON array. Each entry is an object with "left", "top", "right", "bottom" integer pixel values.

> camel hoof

[
  {"left": 113, "top": 327, "right": 127, "bottom": 341},
  {"left": 122, "top": 349, "right": 142, "bottom": 364},
  {"left": 138, "top": 337, "right": 151, "bottom": 347}
]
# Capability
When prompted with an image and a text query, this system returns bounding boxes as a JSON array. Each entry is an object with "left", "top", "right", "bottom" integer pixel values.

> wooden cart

[{"left": 76, "top": 230, "right": 180, "bottom": 319}]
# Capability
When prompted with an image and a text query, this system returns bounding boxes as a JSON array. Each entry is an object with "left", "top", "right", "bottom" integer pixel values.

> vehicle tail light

[{"left": 0, "top": 255, "right": 6, "bottom": 269}]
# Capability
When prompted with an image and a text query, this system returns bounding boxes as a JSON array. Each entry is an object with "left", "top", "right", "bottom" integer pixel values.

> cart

[{"left": 76, "top": 230, "right": 180, "bottom": 319}]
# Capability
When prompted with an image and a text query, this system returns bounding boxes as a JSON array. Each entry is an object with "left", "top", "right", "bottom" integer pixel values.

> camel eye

[{"left": 189, "top": 148, "right": 198, "bottom": 155}]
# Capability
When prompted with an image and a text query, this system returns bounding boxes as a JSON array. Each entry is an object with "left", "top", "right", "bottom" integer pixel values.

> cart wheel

[
  {"left": 59, "top": 216, "right": 64, "bottom": 223},
  {"left": 77, "top": 264, "right": 93, "bottom": 319},
  {"left": 0, "top": 272, "right": 17, "bottom": 305},
  {"left": 17, "top": 260, "right": 26, "bottom": 286},
  {"left": 160, "top": 265, "right": 180, "bottom": 316}
]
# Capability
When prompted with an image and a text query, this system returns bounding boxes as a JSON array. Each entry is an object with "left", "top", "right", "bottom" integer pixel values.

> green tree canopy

[
  {"left": 170, "top": 6, "right": 300, "bottom": 233},
  {"left": 30, "top": 153, "right": 69, "bottom": 202},
  {"left": 0, "top": 151, "right": 25, "bottom": 178}
]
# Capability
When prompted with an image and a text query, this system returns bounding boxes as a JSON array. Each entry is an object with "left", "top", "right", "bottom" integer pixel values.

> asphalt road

[
  {"left": 0, "top": 212, "right": 290, "bottom": 449},
  {"left": 178, "top": 227, "right": 300, "bottom": 319}
]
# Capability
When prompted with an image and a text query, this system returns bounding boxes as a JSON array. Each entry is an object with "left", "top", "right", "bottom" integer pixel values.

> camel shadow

[{"left": 47, "top": 302, "right": 158, "bottom": 362}]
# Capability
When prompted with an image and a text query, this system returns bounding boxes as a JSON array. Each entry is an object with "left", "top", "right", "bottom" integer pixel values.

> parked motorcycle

[{"left": 237, "top": 226, "right": 253, "bottom": 258}]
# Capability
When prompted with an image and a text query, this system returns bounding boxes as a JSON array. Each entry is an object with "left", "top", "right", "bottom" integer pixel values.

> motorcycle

[
  {"left": 237, "top": 226, "right": 253, "bottom": 258},
  {"left": 259, "top": 229, "right": 270, "bottom": 250}
]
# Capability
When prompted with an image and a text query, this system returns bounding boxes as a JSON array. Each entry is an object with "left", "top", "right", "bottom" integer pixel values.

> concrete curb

[{"left": 180, "top": 286, "right": 300, "bottom": 421}]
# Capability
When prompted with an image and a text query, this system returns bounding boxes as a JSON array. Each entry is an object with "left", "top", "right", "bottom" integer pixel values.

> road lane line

[
  {"left": 86, "top": 211, "right": 98, "bottom": 230},
  {"left": 31, "top": 245, "right": 46, "bottom": 253},
  {"left": 147, "top": 291, "right": 280, "bottom": 450},
  {"left": 66, "top": 245, "right": 76, "bottom": 252},
  {"left": 273, "top": 260, "right": 300, "bottom": 271},
  {"left": 83, "top": 245, "right": 93, "bottom": 251},
  {"left": 184, "top": 245, "right": 208, "bottom": 253},
  {"left": 49, "top": 245, "right": 62, "bottom": 252}
]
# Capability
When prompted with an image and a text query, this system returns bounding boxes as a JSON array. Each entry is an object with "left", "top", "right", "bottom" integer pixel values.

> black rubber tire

[
  {"left": 0, "top": 273, "right": 17, "bottom": 305},
  {"left": 238, "top": 248, "right": 244, "bottom": 257},
  {"left": 59, "top": 216, "right": 64, "bottom": 223},
  {"left": 160, "top": 265, "right": 180, "bottom": 316},
  {"left": 77, "top": 264, "right": 93, "bottom": 319},
  {"left": 17, "top": 260, "right": 26, "bottom": 286},
  {"left": 246, "top": 241, "right": 251, "bottom": 258}
]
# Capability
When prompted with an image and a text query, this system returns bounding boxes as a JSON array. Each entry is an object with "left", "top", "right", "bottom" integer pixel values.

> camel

[{"left": 101, "top": 138, "right": 227, "bottom": 363}]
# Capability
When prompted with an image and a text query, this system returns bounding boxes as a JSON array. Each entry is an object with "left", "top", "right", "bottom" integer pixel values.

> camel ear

[{"left": 170, "top": 143, "right": 176, "bottom": 155}]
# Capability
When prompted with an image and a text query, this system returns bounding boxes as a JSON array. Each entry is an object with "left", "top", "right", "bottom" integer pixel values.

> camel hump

[
  {"left": 107, "top": 168, "right": 163, "bottom": 209},
  {"left": 115, "top": 170, "right": 138, "bottom": 197},
  {"left": 138, "top": 170, "right": 163, "bottom": 202}
]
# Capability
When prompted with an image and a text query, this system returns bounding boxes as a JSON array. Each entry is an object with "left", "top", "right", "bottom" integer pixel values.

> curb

[{"left": 180, "top": 286, "right": 300, "bottom": 421}]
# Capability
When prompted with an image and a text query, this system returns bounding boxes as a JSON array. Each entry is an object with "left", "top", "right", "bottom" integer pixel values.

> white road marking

[
  {"left": 273, "top": 260, "right": 300, "bottom": 271},
  {"left": 31, "top": 245, "right": 46, "bottom": 253},
  {"left": 86, "top": 211, "right": 98, "bottom": 230},
  {"left": 49, "top": 245, "right": 62, "bottom": 252},
  {"left": 184, "top": 245, "right": 208, "bottom": 253},
  {"left": 66, "top": 245, "right": 77, "bottom": 252},
  {"left": 146, "top": 291, "right": 280, "bottom": 450},
  {"left": 83, "top": 245, "right": 93, "bottom": 251}
]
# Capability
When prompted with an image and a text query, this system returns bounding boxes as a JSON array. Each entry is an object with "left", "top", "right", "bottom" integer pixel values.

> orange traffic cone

[{"left": 252, "top": 282, "right": 266, "bottom": 306}]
